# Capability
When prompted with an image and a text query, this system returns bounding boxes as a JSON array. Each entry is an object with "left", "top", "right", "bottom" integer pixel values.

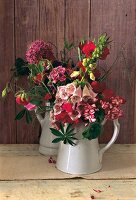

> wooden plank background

[{"left": 0, "top": 0, "right": 136, "bottom": 144}]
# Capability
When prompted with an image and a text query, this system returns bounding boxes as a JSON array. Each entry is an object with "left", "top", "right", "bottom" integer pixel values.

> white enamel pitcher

[
  {"left": 56, "top": 119, "right": 120, "bottom": 174},
  {"left": 35, "top": 109, "right": 59, "bottom": 156}
]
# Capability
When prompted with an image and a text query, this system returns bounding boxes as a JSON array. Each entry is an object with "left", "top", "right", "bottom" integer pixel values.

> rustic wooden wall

[{"left": 0, "top": 0, "right": 136, "bottom": 144}]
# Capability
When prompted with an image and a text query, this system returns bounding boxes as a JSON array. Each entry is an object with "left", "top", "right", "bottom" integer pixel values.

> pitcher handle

[{"left": 99, "top": 119, "right": 120, "bottom": 162}]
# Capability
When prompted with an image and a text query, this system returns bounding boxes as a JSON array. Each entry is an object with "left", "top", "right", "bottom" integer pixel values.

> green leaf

[
  {"left": 59, "top": 122, "right": 64, "bottom": 134},
  {"left": 30, "top": 99, "right": 42, "bottom": 106},
  {"left": 38, "top": 62, "right": 45, "bottom": 73},
  {"left": 52, "top": 137, "right": 63, "bottom": 143},
  {"left": 82, "top": 122, "right": 102, "bottom": 140},
  {"left": 67, "top": 139, "right": 76, "bottom": 146},
  {"left": 50, "top": 128, "right": 64, "bottom": 137},
  {"left": 25, "top": 110, "right": 32, "bottom": 124},
  {"left": 66, "top": 128, "right": 75, "bottom": 135},
  {"left": 95, "top": 109, "right": 105, "bottom": 123},
  {"left": 65, "top": 124, "right": 73, "bottom": 134},
  {"left": 15, "top": 109, "right": 26, "bottom": 120}
]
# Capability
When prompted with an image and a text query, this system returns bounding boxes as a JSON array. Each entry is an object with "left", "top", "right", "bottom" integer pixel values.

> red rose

[
  {"left": 62, "top": 102, "right": 73, "bottom": 113},
  {"left": 93, "top": 69, "right": 101, "bottom": 78},
  {"left": 100, "top": 47, "right": 110, "bottom": 60},
  {"left": 44, "top": 93, "right": 52, "bottom": 100},
  {"left": 82, "top": 42, "right": 96, "bottom": 57},
  {"left": 102, "top": 89, "right": 114, "bottom": 100},
  {"left": 77, "top": 61, "right": 86, "bottom": 72},
  {"left": 91, "top": 81, "right": 106, "bottom": 93}
]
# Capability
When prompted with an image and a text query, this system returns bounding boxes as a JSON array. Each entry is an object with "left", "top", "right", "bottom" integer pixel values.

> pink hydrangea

[
  {"left": 49, "top": 66, "right": 66, "bottom": 84},
  {"left": 26, "top": 40, "right": 54, "bottom": 64}
]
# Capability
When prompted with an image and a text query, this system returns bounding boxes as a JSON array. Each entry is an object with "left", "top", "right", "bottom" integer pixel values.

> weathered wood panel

[
  {"left": 91, "top": 0, "right": 136, "bottom": 143},
  {"left": 15, "top": 0, "right": 40, "bottom": 143},
  {"left": 0, "top": 0, "right": 136, "bottom": 143},
  {"left": 40, "top": 0, "right": 65, "bottom": 58},
  {"left": 0, "top": 0, "right": 16, "bottom": 143},
  {"left": 65, "top": 0, "right": 90, "bottom": 61}
]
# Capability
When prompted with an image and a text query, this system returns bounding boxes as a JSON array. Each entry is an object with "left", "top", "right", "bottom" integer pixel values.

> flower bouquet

[{"left": 2, "top": 34, "right": 126, "bottom": 173}]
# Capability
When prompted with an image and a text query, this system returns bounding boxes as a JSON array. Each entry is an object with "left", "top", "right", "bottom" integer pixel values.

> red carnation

[
  {"left": 55, "top": 111, "right": 73, "bottom": 123},
  {"left": 91, "top": 81, "right": 106, "bottom": 93},
  {"left": 102, "top": 89, "right": 114, "bottom": 100},
  {"left": 82, "top": 42, "right": 96, "bottom": 57},
  {"left": 62, "top": 102, "right": 73, "bottom": 113},
  {"left": 77, "top": 61, "right": 86, "bottom": 72},
  {"left": 44, "top": 93, "right": 52, "bottom": 100},
  {"left": 100, "top": 47, "right": 110, "bottom": 60}
]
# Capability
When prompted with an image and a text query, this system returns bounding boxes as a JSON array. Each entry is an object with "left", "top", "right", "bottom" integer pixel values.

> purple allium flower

[{"left": 26, "top": 40, "right": 55, "bottom": 64}]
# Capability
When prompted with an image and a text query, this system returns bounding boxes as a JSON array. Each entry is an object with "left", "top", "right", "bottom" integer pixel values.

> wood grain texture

[
  {"left": 0, "top": 0, "right": 16, "bottom": 143},
  {"left": 65, "top": 0, "right": 90, "bottom": 61},
  {"left": 91, "top": 0, "right": 136, "bottom": 143},
  {"left": 40, "top": 0, "right": 65, "bottom": 58},
  {"left": 0, "top": 180, "right": 136, "bottom": 200},
  {"left": 15, "top": 0, "right": 40, "bottom": 143}
]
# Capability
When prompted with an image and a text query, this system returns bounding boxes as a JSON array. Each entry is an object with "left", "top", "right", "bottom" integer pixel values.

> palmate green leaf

[
  {"left": 15, "top": 109, "right": 26, "bottom": 120},
  {"left": 52, "top": 137, "right": 63, "bottom": 143},
  {"left": 25, "top": 110, "right": 32, "bottom": 124},
  {"left": 50, "top": 128, "right": 64, "bottom": 137},
  {"left": 67, "top": 139, "right": 76, "bottom": 146},
  {"left": 59, "top": 122, "right": 64, "bottom": 134},
  {"left": 65, "top": 123, "right": 73, "bottom": 133}
]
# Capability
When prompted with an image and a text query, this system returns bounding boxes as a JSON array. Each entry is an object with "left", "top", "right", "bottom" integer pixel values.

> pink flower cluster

[
  {"left": 51, "top": 83, "right": 98, "bottom": 128},
  {"left": 26, "top": 40, "right": 54, "bottom": 64},
  {"left": 49, "top": 66, "right": 66, "bottom": 83},
  {"left": 100, "top": 96, "right": 125, "bottom": 120}
]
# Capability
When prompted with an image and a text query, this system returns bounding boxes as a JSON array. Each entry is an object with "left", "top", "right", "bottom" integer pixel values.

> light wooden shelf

[{"left": 0, "top": 144, "right": 136, "bottom": 200}]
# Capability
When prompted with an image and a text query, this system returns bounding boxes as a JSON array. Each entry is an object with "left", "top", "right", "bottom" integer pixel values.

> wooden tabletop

[{"left": 0, "top": 144, "right": 136, "bottom": 200}]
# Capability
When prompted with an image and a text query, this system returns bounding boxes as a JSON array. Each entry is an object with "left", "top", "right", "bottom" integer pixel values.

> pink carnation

[
  {"left": 26, "top": 40, "right": 54, "bottom": 64},
  {"left": 49, "top": 66, "right": 66, "bottom": 84},
  {"left": 83, "top": 104, "right": 97, "bottom": 122},
  {"left": 106, "top": 107, "right": 123, "bottom": 120}
]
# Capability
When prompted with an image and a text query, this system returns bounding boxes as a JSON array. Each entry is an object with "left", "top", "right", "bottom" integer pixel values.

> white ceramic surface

[
  {"left": 36, "top": 110, "right": 59, "bottom": 156},
  {"left": 56, "top": 119, "right": 120, "bottom": 174}
]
